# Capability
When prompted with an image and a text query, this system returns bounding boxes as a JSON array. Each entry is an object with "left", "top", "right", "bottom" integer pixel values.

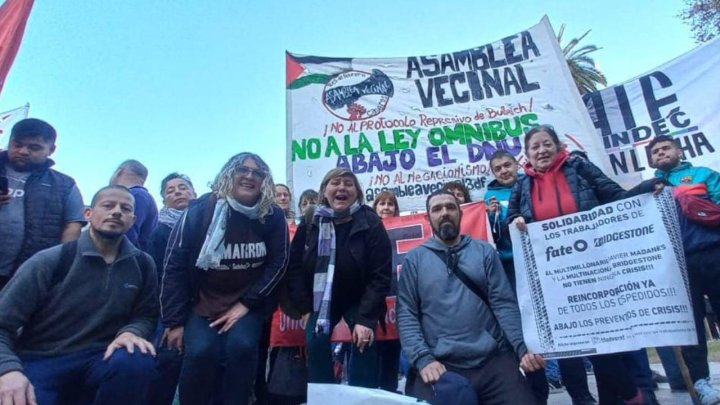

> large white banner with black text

[
  {"left": 511, "top": 191, "right": 696, "bottom": 358},
  {"left": 584, "top": 36, "right": 720, "bottom": 189}
]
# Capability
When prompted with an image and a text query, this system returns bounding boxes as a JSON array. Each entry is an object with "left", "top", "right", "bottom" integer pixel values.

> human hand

[
  {"left": 653, "top": 181, "right": 666, "bottom": 196},
  {"left": 0, "top": 193, "right": 11, "bottom": 205},
  {"left": 512, "top": 216, "right": 527, "bottom": 232},
  {"left": 165, "top": 326, "right": 184, "bottom": 352},
  {"left": 0, "top": 371, "right": 36, "bottom": 405},
  {"left": 520, "top": 353, "right": 546, "bottom": 372},
  {"left": 210, "top": 301, "right": 249, "bottom": 334},
  {"left": 302, "top": 312, "right": 311, "bottom": 325},
  {"left": 352, "top": 324, "right": 374, "bottom": 353},
  {"left": 487, "top": 197, "right": 500, "bottom": 213},
  {"left": 103, "top": 332, "right": 156, "bottom": 360},
  {"left": 419, "top": 361, "right": 447, "bottom": 384}
]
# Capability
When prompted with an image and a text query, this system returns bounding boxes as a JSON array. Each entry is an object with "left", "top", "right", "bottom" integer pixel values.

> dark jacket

[
  {"left": 0, "top": 231, "right": 157, "bottom": 376},
  {"left": 507, "top": 156, "right": 657, "bottom": 223},
  {"left": 147, "top": 222, "right": 172, "bottom": 287},
  {"left": 126, "top": 185, "right": 158, "bottom": 251},
  {"left": 285, "top": 205, "right": 392, "bottom": 330},
  {"left": 160, "top": 193, "right": 289, "bottom": 327},
  {"left": 0, "top": 151, "right": 78, "bottom": 272}
]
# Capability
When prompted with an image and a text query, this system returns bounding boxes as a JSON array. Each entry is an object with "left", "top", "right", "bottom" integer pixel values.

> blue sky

[{"left": 0, "top": 0, "right": 697, "bottom": 206}]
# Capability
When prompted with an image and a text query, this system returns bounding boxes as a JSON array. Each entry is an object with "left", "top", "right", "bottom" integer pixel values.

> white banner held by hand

[{"left": 511, "top": 190, "right": 696, "bottom": 358}]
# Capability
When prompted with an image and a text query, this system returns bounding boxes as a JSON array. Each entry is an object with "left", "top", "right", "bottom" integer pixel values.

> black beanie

[{"left": 11, "top": 118, "right": 57, "bottom": 142}]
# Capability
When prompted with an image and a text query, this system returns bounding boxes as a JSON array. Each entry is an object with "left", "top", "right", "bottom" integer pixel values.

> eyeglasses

[{"left": 236, "top": 166, "right": 267, "bottom": 180}]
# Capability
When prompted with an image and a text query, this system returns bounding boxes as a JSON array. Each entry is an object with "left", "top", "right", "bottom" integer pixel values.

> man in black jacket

[
  {"left": 145, "top": 172, "right": 195, "bottom": 405},
  {"left": 0, "top": 185, "right": 158, "bottom": 405}
]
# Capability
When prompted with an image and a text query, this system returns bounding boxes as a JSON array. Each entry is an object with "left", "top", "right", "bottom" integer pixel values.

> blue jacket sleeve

[
  {"left": 241, "top": 207, "right": 290, "bottom": 310},
  {"left": 705, "top": 169, "right": 720, "bottom": 205},
  {"left": 506, "top": 181, "right": 525, "bottom": 223},
  {"left": 128, "top": 187, "right": 158, "bottom": 250}
]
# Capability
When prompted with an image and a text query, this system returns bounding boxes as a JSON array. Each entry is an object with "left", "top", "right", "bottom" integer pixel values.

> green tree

[
  {"left": 557, "top": 24, "right": 607, "bottom": 95},
  {"left": 679, "top": 0, "right": 720, "bottom": 42}
]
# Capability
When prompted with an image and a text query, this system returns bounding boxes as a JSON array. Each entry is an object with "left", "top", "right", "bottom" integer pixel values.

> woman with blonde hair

[
  {"left": 161, "top": 152, "right": 289, "bottom": 405},
  {"left": 286, "top": 168, "right": 391, "bottom": 388}
]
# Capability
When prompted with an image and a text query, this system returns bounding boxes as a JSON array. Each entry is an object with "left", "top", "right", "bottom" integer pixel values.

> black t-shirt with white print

[{"left": 195, "top": 210, "right": 267, "bottom": 318}]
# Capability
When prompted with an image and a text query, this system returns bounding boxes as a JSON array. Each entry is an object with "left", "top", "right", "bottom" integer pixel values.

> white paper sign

[
  {"left": 511, "top": 190, "right": 696, "bottom": 358},
  {"left": 307, "top": 384, "right": 427, "bottom": 405}
]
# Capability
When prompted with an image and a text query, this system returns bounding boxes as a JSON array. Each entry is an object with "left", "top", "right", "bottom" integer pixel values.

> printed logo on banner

[
  {"left": 322, "top": 69, "right": 394, "bottom": 121},
  {"left": 583, "top": 37, "right": 720, "bottom": 187},
  {"left": 288, "top": 17, "right": 605, "bottom": 212},
  {"left": 512, "top": 191, "right": 696, "bottom": 358}
]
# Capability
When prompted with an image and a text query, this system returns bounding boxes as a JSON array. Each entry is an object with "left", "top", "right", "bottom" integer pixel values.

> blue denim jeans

[
  {"left": 179, "top": 309, "right": 264, "bottom": 405},
  {"left": 544, "top": 359, "right": 560, "bottom": 381},
  {"left": 146, "top": 322, "right": 183, "bottom": 405},
  {"left": 21, "top": 347, "right": 155, "bottom": 405}
]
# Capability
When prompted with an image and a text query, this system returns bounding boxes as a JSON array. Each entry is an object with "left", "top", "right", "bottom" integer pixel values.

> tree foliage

[
  {"left": 679, "top": 0, "right": 720, "bottom": 42},
  {"left": 557, "top": 24, "right": 607, "bottom": 95}
]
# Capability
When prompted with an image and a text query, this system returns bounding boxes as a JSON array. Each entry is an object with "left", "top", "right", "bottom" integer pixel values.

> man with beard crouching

[
  {"left": 397, "top": 190, "right": 545, "bottom": 404},
  {"left": 0, "top": 185, "right": 158, "bottom": 405}
]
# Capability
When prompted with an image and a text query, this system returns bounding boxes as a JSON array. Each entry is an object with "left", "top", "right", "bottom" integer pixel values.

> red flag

[{"left": 0, "top": 0, "right": 35, "bottom": 94}]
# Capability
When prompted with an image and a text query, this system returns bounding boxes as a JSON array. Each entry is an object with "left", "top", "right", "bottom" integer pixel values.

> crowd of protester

[{"left": 0, "top": 118, "right": 719, "bottom": 405}]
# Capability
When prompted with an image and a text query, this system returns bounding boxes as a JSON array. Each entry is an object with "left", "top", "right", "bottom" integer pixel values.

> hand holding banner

[{"left": 511, "top": 190, "right": 696, "bottom": 358}]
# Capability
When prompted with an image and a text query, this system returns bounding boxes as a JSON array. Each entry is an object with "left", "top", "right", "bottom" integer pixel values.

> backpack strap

[
  {"left": 423, "top": 245, "right": 490, "bottom": 308},
  {"left": 52, "top": 240, "right": 79, "bottom": 287}
]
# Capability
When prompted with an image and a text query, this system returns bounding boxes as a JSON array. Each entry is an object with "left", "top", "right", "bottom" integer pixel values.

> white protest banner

[
  {"left": 0, "top": 103, "right": 29, "bottom": 144},
  {"left": 511, "top": 190, "right": 696, "bottom": 358},
  {"left": 287, "top": 16, "right": 603, "bottom": 212},
  {"left": 308, "top": 384, "right": 426, "bottom": 405},
  {"left": 583, "top": 36, "right": 720, "bottom": 189}
]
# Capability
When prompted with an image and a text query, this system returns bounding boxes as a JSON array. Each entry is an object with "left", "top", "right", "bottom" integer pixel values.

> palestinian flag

[{"left": 286, "top": 52, "right": 352, "bottom": 89}]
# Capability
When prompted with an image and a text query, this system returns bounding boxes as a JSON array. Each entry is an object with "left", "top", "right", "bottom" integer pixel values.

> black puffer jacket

[
  {"left": 507, "top": 155, "right": 658, "bottom": 223},
  {"left": 285, "top": 205, "right": 392, "bottom": 329}
]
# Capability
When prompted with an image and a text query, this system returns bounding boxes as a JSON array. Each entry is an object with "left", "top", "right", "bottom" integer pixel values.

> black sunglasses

[{"left": 236, "top": 166, "right": 267, "bottom": 180}]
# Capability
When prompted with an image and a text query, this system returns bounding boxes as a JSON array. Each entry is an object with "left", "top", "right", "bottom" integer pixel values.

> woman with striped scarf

[{"left": 285, "top": 168, "right": 392, "bottom": 388}]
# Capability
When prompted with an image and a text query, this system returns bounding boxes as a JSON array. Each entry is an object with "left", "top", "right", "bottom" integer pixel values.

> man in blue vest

[{"left": 0, "top": 118, "right": 85, "bottom": 289}]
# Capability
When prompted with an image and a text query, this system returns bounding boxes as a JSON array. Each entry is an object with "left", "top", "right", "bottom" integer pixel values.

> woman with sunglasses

[{"left": 161, "top": 152, "right": 289, "bottom": 405}]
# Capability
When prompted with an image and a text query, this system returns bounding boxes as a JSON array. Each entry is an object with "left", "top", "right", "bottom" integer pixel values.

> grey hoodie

[{"left": 397, "top": 235, "right": 527, "bottom": 371}]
